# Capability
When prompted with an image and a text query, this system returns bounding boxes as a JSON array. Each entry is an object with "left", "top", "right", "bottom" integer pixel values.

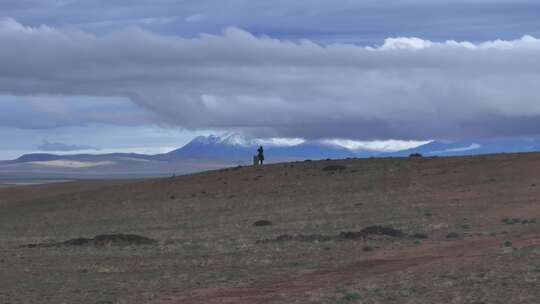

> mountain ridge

[{"left": 4, "top": 134, "right": 540, "bottom": 176}]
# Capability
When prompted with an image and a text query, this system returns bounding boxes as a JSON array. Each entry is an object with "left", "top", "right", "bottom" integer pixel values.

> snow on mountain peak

[
  {"left": 190, "top": 133, "right": 305, "bottom": 148},
  {"left": 192, "top": 135, "right": 220, "bottom": 145},
  {"left": 218, "top": 133, "right": 254, "bottom": 147}
]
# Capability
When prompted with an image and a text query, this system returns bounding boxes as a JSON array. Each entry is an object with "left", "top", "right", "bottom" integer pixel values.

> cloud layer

[
  {"left": 0, "top": 94, "right": 156, "bottom": 129},
  {"left": 1, "top": 19, "right": 540, "bottom": 140},
  {"left": 4, "top": 0, "right": 540, "bottom": 44},
  {"left": 37, "top": 140, "right": 98, "bottom": 152}
]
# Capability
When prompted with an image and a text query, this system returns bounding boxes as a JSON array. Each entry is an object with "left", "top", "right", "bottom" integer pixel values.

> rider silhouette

[{"left": 257, "top": 146, "right": 264, "bottom": 165}]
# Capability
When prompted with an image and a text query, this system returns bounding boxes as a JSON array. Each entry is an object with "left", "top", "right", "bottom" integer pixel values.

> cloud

[
  {"left": 0, "top": 94, "right": 157, "bottom": 129},
  {"left": 4, "top": 0, "right": 540, "bottom": 44},
  {"left": 428, "top": 143, "right": 482, "bottom": 154},
  {"left": 323, "top": 139, "right": 430, "bottom": 152},
  {"left": 38, "top": 140, "right": 99, "bottom": 151},
  {"left": 1, "top": 19, "right": 540, "bottom": 140}
]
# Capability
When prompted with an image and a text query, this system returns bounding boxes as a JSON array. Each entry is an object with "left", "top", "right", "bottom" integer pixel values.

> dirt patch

[
  {"left": 168, "top": 233, "right": 540, "bottom": 304},
  {"left": 22, "top": 234, "right": 158, "bottom": 248}
]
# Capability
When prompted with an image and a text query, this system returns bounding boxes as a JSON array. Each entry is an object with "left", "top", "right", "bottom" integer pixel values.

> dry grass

[{"left": 1, "top": 154, "right": 540, "bottom": 303}]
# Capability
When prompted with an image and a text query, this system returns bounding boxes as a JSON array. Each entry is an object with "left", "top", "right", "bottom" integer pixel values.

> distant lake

[{"left": 0, "top": 178, "right": 73, "bottom": 186}]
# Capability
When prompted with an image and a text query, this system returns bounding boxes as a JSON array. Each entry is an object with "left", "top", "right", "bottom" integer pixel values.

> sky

[{"left": 1, "top": 0, "right": 540, "bottom": 159}]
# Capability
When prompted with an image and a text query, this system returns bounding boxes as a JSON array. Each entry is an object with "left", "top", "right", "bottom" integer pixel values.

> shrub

[
  {"left": 343, "top": 292, "right": 361, "bottom": 301},
  {"left": 253, "top": 220, "right": 272, "bottom": 227},
  {"left": 446, "top": 232, "right": 460, "bottom": 239},
  {"left": 322, "top": 165, "right": 347, "bottom": 171},
  {"left": 413, "top": 233, "right": 429, "bottom": 239},
  {"left": 362, "top": 245, "right": 374, "bottom": 252}
]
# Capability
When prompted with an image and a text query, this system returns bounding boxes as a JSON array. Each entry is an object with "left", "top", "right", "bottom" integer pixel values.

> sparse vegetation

[
  {"left": 343, "top": 292, "right": 361, "bottom": 301},
  {"left": 502, "top": 217, "right": 537, "bottom": 225},
  {"left": 446, "top": 232, "right": 461, "bottom": 239},
  {"left": 413, "top": 232, "right": 429, "bottom": 239},
  {"left": 322, "top": 164, "right": 347, "bottom": 171},
  {"left": 258, "top": 226, "right": 407, "bottom": 243},
  {"left": 22, "top": 234, "right": 157, "bottom": 248},
  {"left": 1, "top": 154, "right": 540, "bottom": 303},
  {"left": 253, "top": 220, "right": 273, "bottom": 227}
]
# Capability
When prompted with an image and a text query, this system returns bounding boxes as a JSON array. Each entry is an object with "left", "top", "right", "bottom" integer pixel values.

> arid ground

[{"left": 1, "top": 153, "right": 540, "bottom": 304}]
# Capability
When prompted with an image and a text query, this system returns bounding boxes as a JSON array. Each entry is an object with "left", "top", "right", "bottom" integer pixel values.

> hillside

[{"left": 1, "top": 153, "right": 540, "bottom": 303}]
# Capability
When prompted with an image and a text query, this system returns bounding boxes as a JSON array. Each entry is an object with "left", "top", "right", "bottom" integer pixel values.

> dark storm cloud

[
  {"left": 1, "top": 19, "right": 540, "bottom": 140},
  {"left": 2, "top": 0, "right": 540, "bottom": 43}
]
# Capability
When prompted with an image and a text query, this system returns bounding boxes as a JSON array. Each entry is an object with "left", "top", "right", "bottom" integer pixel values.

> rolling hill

[{"left": 1, "top": 153, "right": 540, "bottom": 303}]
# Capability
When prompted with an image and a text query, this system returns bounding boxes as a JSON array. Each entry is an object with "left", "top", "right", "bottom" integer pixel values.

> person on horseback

[{"left": 257, "top": 145, "right": 265, "bottom": 165}]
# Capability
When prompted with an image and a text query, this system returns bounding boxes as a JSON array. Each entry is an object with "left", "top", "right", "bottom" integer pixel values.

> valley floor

[{"left": 1, "top": 153, "right": 540, "bottom": 303}]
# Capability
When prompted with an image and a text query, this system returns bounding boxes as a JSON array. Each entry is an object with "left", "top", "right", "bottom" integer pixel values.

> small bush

[
  {"left": 446, "top": 232, "right": 460, "bottom": 239},
  {"left": 502, "top": 217, "right": 536, "bottom": 225},
  {"left": 413, "top": 233, "right": 429, "bottom": 239},
  {"left": 361, "top": 226, "right": 405, "bottom": 237},
  {"left": 323, "top": 165, "right": 347, "bottom": 171},
  {"left": 409, "top": 153, "right": 423, "bottom": 158},
  {"left": 343, "top": 292, "right": 361, "bottom": 301},
  {"left": 253, "top": 220, "right": 272, "bottom": 227}
]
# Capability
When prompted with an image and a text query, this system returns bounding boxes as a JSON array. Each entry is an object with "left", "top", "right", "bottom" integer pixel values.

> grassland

[{"left": 1, "top": 153, "right": 540, "bottom": 303}]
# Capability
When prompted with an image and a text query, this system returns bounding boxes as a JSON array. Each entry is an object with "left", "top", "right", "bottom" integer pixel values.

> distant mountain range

[
  {"left": 2, "top": 133, "right": 540, "bottom": 177},
  {"left": 390, "top": 138, "right": 540, "bottom": 157}
]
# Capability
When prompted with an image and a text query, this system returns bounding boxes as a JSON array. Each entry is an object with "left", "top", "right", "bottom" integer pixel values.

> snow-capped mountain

[
  {"left": 5, "top": 134, "right": 540, "bottom": 177},
  {"left": 165, "top": 133, "right": 359, "bottom": 161},
  {"left": 188, "top": 133, "right": 256, "bottom": 147}
]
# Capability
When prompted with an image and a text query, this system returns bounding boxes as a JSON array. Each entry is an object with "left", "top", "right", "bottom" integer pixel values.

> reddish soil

[
  {"left": 2, "top": 153, "right": 540, "bottom": 304},
  {"left": 166, "top": 232, "right": 540, "bottom": 304}
]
